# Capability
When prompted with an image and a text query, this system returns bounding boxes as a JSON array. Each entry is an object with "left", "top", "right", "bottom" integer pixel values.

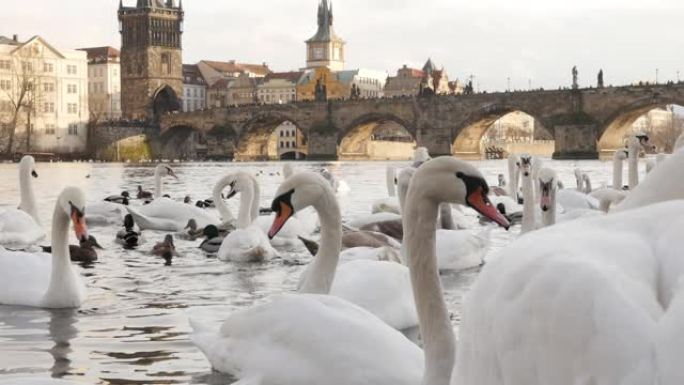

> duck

[
  {"left": 104, "top": 191, "right": 130, "bottom": 204},
  {"left": 116, "top": 214, "right": 142, "bottom": 249},
  {"left": 215, "top": 172, "right": 277, "bottom": 262},
  {"left": 190, "top": 158, "right": 510, "bottom": 385},
  {"left": 0, "top": 187, "right": 89, "bottom": 308},
  {"left": 176, "top": 218, "right": 204, "bottom": 240},
  {"left": 199, "top": 225, "right": 224, "bottom": 254},
  {"left": 152, "top": 234, "right": 178, "bottom": 266},
  {"left": 137, "top": 185, "right": 153, "bottom": 200},
  {"left": 0, "top": 155, "right": 46, "bottom": 248},
  {"left": 126, "top": 164, "right": 219, "bottom": 232},
  {"left": 41, "top": 235, "right": 103, "bottom": 264}
]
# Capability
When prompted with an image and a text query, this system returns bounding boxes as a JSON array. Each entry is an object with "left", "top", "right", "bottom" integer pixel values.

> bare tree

[{"left": 1, "top": 46, "right": 44, "bottom": 156}]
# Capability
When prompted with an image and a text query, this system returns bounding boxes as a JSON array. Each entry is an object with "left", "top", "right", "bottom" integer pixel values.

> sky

[{"left": 2, "top": 0, "right": 684, "bottom": 92}]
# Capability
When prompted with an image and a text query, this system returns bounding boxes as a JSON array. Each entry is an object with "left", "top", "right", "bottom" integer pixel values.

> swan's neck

[
  {"left": 628, "top": 141, "right": 639, "bottom": 190},
  {"left": 584, "top": 176, "right": 592, "bottom": 193},
  {"left": 541, "top": 189, "right": 557, "bottom": 227},
  {"left": 404, "top": 193, "right": 455, "bottom": 385},
  {"left": 154, "top": 167, "right": 163, "bottom": 199},
  {"left": 19, "top": 164, "right": 39, "bottom": 224},
  {"left": 298, "top": 195, "right": 342, "bottom": 294},
  {"left": 250, "top": 177, "right": 260, "bottom": 223},
  {"left": 386, "top": 168, "right": 396, "bottom": 197},
  {"left": 613, "top": 154, "right": 623, "bottom": 190},
  {"left": 439, "top": 203, "right": 456, "bottom": 230},
  {"left": 42, "top": 204, "right": 79, "bottom": 307},
  {"left": 213, "top": 184, "right": 234, "bottom": 223},
  {"left": 398, "top": 179, "right": 410, "bottom": 213},
  {"left": 237, "top": 184, "right": 255, "bottom": 229},
  {"left": 508, "top": 159, "right": 518, "bottom": 198},
  {"left": 521, "top": 173, "right": 535, "bottom": 233}
]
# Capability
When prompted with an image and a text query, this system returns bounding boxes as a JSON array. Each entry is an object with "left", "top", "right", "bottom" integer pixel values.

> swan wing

[
  {"left": 191, "top": 293, "right": 423, "bottom": 385},
  {"left": 456, "top": 201, "right": 684, "bottom": 385},
  {"left": 331, "top": 260, "right": 417, "bottom": 330},
  {"left": 127, "top": 198, "right": 218, "bottom": 231},
  {"left": 0, "top": 248, "right": 51, "bottom": 307},
  {"left": 436, "top": 228, "right": 488, "bottom": 271},
  {"left": 0, "top": 209, "right": 45, "bottom": 248}
]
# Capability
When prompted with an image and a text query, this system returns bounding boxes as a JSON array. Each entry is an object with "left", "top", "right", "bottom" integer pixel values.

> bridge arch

[
  {"left": 158, "top": 124, "right": 201, "bottom": 160},
  {"left": 152, "top": 85, "right": 181, "bottom": 118},
  {"left": 338, "top": 113, "right": 417, "bottom": 160},
  {"left": 452, "top": 104, "right": 553, "bottom": 159},
  {"left": 236, "top": 113, "right": 308, "bottom": 161},
  {"left": 598, "top": 94, "right": 684, "bottom": 154}
]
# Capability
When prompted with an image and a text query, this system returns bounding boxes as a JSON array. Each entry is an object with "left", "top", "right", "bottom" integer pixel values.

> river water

[{"left": 0, "top": 158, "right": 622, "bottom": 384}]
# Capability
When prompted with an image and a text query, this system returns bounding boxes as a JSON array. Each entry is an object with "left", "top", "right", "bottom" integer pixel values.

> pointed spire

[
  {"left": 119, "top": 0, "right": 123, "bottom": 9},
  {"left": 329, "top": 1, "right": 334, "bottom": 26},
  {"left": 178, "top": 0, "right": 182, "bottom": 9}
]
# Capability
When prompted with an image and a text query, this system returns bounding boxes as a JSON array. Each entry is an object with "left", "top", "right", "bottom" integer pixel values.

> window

[
  {"left": 113, "top": 68, "right": 118, "bottom": 77},
  {"left": 0, "top": 79, "right": 10, "bottom": 90},
  {"left": 286, "top": 142, "right": 290, "bottom": 148},
  {"left": 45, "top": 124, "right": 55, "bottom": 135},
  {"left": 21, "top": 61, "right": 33, "bottom": 72},
  {"left": 44, "top": 102, "right": 54, "bottom": 113},
  {"left": 67, "top": 84, "right": 77, "bottom": 94},
  {"left": 44, "top": 82, "right": 54, "bottom": 92},
  {"left": 186, "top": 89, "right": 190, "bottom": 97},
  {"left": 0, "top": 60, "right": 10, "bottom": 70},
  {"left": 68, "top": 124, "right": 78, "bottom": 135},
  {"left": 66, "top": 65, "right": 77, "bottom": 75},
  {"left": 43, "top": 63, "right": 53, "bottom": 73},
  {"left": 67, "top": 103, "right": 78, "bottom": 114}
]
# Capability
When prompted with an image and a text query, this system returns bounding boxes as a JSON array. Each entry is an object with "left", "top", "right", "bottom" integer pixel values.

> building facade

[
  {"left": 0, "top": 35, "right": 89, "bottom": 154},
  {"left": 257, "top": 71, "right": 302, "bottom": 104},
  {"left": 384, "top": 65, "right": 424, "bottom": 97},
  {"left": 182, "top": 64, "right": 206, "bottom": 112},
  {"left": 306, "top": 0, "right": 345, "bottom": 71},
  {"left": 118, "top": 0, "right": 184, "bottom": 120},
  {"left": 385, "top": 59, "right": 458, "bottom": 97},
  {"left": 337, "top": 69, "right": 387, "bottom": 98},
  {"left": 197, "top": 60, "right": 270, "bottom": 86},
  {"left": 79, "top": 46, "right": 121, "bottom": 120},
  {"left": 297, "top": 67, "right": 347, "bottom": 101},
  {"left": 275, "top": 121, "right": 307, "bottom": 159}
]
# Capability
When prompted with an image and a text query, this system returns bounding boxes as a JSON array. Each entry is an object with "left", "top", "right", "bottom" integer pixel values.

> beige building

[
  {"left": 79, "top": 46, "right": 121, "bottom": 121},
  {"left": 227, "top": 73, "right": 259, "bottom": 106},
  {"left": 207, "top": 78, "right": 230, "bottom": 108},
  {"left": 385, "top": 59, "right": 457, "bottom": 97},
  {"left": 182, "top": 64, "right": 206, "bottom": 112},
  {"left": 275, "top": 121, "right": 307, "bottom": 159},
  {"left": 0, "top": 35, "right": 89, "bottom": 154},
  {"left": 306, "top": 0, "right": 345, "bottom": 71},
  {"left": 257, "top": 72, "right": 302, "bottom": 104},
  {"left": 337, "top": 69, "right": 387, "bottom": 98}
]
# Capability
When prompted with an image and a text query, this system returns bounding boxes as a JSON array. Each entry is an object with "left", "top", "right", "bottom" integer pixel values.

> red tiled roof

[{"left": 202, "top": 60, "right": 271, "bottom": 76}]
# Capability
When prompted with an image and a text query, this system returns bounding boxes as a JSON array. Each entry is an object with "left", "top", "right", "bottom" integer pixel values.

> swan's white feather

[
  {"left": 455, "top": 201, "right": 684, "bottom": 385},
  {"left": 126, "top": 197, "right": 218, "bottom": 232},
  {"left": 0, "top": 208, "right": 45, "bottom": 248},
  {"left": 191, "top": 293, "right": 423, "bottom": 385},
  {"left": 85, "top": 201, "right": 127, "bottom": 226},
  {"left": 217, "top": 226, "right": 277, "bottom": 262}
]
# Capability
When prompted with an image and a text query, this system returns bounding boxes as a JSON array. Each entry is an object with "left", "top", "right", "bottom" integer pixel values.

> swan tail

[{"left": 126, "top": 206, "right": 177, "bottom": 232}]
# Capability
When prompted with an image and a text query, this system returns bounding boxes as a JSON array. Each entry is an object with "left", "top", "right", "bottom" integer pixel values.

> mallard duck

[
  {"left": 41, "top": 235, "right": 103, "bottom": 264},
  {"left": 152, "top": 234, "right": 178, "bottom": 265},
  {"left": 199, "top": 225, "right": 224, "bottom": 254},
  {"left": 116, "top": 214, "right": 142, "bottom": 249},
  {"left": 137, "top": 185, "right": 153, "bottom": 200},
  {"left": 105, "top": 191, "right": 130, "bottom": 204}
]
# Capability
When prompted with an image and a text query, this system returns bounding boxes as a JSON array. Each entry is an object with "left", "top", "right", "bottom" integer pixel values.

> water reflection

[{"left": 47, "top": 308, "right": 78, "bottom": 378}]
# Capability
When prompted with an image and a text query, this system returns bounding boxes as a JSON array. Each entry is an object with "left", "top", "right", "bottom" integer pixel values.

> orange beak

[
  {"left": 467, "top": 187, "right": 510, "bottom": 230},
  {"left": 71, "top": 210, "right": 89, "bottom": 242},
  {"left": 268, "top": 201, "right": 293, "bottom": 239}
]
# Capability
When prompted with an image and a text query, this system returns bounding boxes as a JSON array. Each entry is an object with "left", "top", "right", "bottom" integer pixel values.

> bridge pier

[
  {"left": 551, "top": 123, "right": 599, "bottom": 160},
  {"left": 417, "top": 126, "right": 453, "bottom": 158},
  {"left": 307, "top": 129, "right": 339, "bottom": 160}
]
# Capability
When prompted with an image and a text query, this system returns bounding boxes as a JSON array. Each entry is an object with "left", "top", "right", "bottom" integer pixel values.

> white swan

[
  {"left": 537, "top": 168, "right": 603, "bottom": 227},
  {"left": 613, "top": 147, "right": 684, "bottom": 212},
  {"left": 85, "top": 200, "right": 127, "bottom": 227},
  {"left": 216, "top": 172, "right": 277, "bottom": 262},
  {"left": 371, "top": 166, "right": 401, "bottom": 215},
  {"left": 0, "top": 155, "right": 45, "bottom": 248},
  {"left": 0, "top": 187, "right": 88, "bottom": 308},
  {"left": 507, "top": 154, "right": 521, "bottom": 199},
  {"left": 519, "top": 155, "right": 540, "bottom": 233},
  {"left": 126, "top": 164, "right": 218, "bottom": 231},
  {"left": 455, "top": 201, "right": 684, "bottom": 385},
  {"left": 192, "top": 171, "right": 427, "bottom": 385}
]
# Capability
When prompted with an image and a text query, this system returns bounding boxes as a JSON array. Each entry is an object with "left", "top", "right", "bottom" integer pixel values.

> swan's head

[
  {"left": 157, "top": 164, "right": 178, "bottom": 180},
  {"left": 519, "top": 155, "right": 533, "bottom": 177},
  {"left": 538, "top": 168, "right": 558, "bottom": 212},
  {"left": 411, "top": 157, "right": 510, "bottom": 229},
  {"left": 497, "top": 173, "right": 506, "bottom": 187},
  {"left": 614, "top": 148, "right": 628, "bottom": 161},
  {"left": 635, "top": 133, "right": 656, "bottom": 153},
  {"left": 20, "top": 155, "right": 38, "bottom": 178},
  {"left": 59, "top": 187, "right": 89, "bottom": 242},
  {"left": 412, "top": 147, "right": 431, "bottom": 166},
  {"left": 217, "top": 172, "right": 252, "bottom": 200},
  {"left": 269, "top": 172, "right": 334, "bottom": 239}
]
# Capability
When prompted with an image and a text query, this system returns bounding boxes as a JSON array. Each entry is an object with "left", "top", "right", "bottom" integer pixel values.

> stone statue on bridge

[
  {"left": 572, "top": 66, "right": 579, "bottom": 89},
  {"left": 315, "top": 78, "right": 327, "bottom": 102},
  {"left": 597, "top": 69, "right": 604, "bottom": 88}
]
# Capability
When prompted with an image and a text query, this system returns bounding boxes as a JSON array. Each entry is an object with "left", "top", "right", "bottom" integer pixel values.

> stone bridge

[{"left": 95, "top": 83, "right": 684, "bottom": 160}]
